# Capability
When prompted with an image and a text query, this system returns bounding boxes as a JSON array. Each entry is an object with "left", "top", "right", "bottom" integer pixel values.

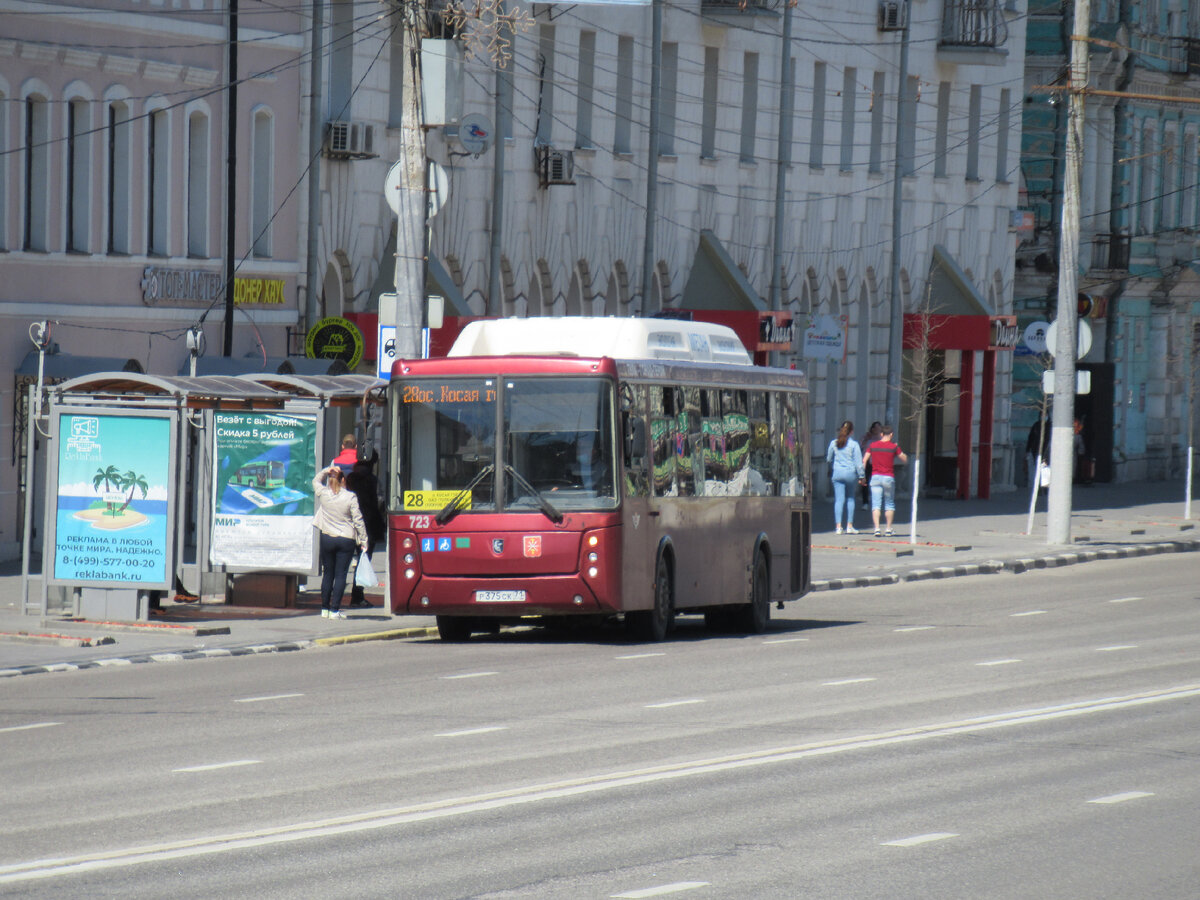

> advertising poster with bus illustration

[
  {"left": 210, "top": 411, "right": 317, "bottom": 570},
  {"left": 51, "top": 412, "right": 172, "bottom": 586}
]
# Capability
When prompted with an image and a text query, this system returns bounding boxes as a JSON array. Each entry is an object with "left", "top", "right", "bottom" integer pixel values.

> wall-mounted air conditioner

[
  {"left": 323, "top": 121, "right": 379, "bottom": 160},
  {"left": 535, "top": 146, "right": 575, "bottom": 187},
  {"left": 878, "top": 0, "right": 907, "bottom": 31}
]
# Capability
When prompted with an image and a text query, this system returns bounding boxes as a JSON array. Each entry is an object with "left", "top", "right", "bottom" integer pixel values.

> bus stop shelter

[{"left": 23, "top": 372, "right": 385, "bottom": 622}]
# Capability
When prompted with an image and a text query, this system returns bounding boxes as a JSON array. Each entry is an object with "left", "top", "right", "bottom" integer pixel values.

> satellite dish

[
  {"left": 383, "top": 161, "right": 404, "bottom": 217},
  {"left": 458, "top": 113, "right": 493, "bottom": 156}
]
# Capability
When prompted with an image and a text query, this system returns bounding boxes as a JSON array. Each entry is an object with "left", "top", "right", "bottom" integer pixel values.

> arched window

[
  {"left": 147, "top": 105, "right": 169, "bottom": 256},
  {"left": 67, "top": 94, "right": 91, "bottom": 253},
  {"left": 251, "top": 108, "right": 273, "bottom": 257},
  {"left": 0, "top": 81, "right": 7, "bottom": 250},
  {"left": 107, "top": 98, "right": 132, "bottom": 255},
  {"left": 187, "top": 110, "right": 210, "bottom": 257},
  {"left": 23, "top": 93, "right": 50, "bottom": 252}
]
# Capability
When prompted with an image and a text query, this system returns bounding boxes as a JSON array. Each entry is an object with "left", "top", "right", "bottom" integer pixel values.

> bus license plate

[{"left": 475, "top": 590, "right": 527, "bottom": 603}]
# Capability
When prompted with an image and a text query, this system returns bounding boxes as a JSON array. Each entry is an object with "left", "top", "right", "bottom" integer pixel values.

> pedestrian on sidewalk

[
  {"left": 345, "top": 455, "right": 385, "bottom": 609},
  {"left": 312, "top": 465, "right": 369, "bottom": 619},
  {"left": 863, "top": 424, "right": 907, "bottom": 537},
  {"left": 859, "top": 421, "right": 882, "bottom": 510},
  {"left": 825, "top": 420, "right": 864, "bottom": 535}
]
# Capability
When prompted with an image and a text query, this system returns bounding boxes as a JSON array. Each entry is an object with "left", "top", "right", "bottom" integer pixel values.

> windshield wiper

[
  {"left": 435, "top": 464, "right": 495, "bottom": 525},
  {"left": 504, "top": 464, "right": 564, "bottom": 524}
]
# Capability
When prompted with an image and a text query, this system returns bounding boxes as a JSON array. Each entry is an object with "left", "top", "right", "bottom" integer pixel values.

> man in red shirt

[
  {"left": 331, "top": 434, "right": 357, "bottom": 474},
  {"left": 862, "top": 424, "right": 907, "bottom": 536}
]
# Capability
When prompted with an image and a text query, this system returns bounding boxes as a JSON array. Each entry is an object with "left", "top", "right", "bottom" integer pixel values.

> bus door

[{"left": 620, "top": 383, "right": 654, "bottom": 611}]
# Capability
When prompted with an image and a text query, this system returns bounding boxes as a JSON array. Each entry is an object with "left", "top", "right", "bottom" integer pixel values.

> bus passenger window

[
  {"left": 779, "top": 393, "right": 802, "bottom": 497},
  {"left": 701, "top": 388, "right": 727, "bottom": 494},
  {"left": 677, "top": 386, "right": 701, "bottom": 497},
  {"left": 622, "top": 383, "right": 649, "bottom": 498},
  {"left": 721, "top": 389, "right": 750, "bottom": 495},
  {"left": 747, "top": 391, "right": 775, "bottom": 496},
  {"left": 651, "top": 386, "right": 676, "bottom": 497}
]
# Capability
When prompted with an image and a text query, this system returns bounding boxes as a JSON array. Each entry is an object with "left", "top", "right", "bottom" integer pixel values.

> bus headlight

[
  {"left": 588, "top": 567, "right": 599, "bottom": 578},
  {"left": 588, "top": 552, "right": 598, "bottom": 563},
  {"left": 405, "top": 569, "right": 416, "bottom": 579},
  {"left": 404, "top": 553, "right": 415, "bottom": 564}
]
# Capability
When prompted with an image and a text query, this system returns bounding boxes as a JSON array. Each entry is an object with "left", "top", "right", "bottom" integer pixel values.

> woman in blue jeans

[
  {"left": 825, "top": 420, "right": 864, "bottom": 534},
  {"left": 312, "top": 465, "right": 368, "bottom": 619}
]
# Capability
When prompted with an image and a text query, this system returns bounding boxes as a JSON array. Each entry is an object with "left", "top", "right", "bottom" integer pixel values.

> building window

[
  {"left": 868, "top": 71, "right": 885, "bottom": 174},
  {"left": 1182, "top": 129, "right": 1197, "bottom": 231},
  {"left": 329, "top": 0, "right": 353, "bottom": 119},
  {"left": 24, "top": 96, "right": 50, "bottom": 252},
  {"left": 0, "top": 90, "right": 6, "bottom": 250},
  {"left": 660, "top": 41, "right": 678, "bottom": 156},
  {"left": 839, "top": 67, "right": 856, "bottom": 172},
  {"left": 67, "top": 98, "right": 91, "bottom": 253},
  {"left": 996, "top": 89, "right": 1010, "bottom": 182},
  {"left": 147, "top": 108, "right": 169, "bottom": 256},
  {"left": 741, "top": 52, "right": 759, "bottom": 164},
  {"left": 575, "top": 30, "right": 595, "bottom": 149},
  {"left": 1161, "top": 126, "right": 1177, "bottom": 228},
  {"left": 187, "top": 112, "right": 209, "bottom": 258},
  {"left": 107, "top": 101, "right": 131, "bottom": 255},
  {"left": 966, "top": 84, "right": 981, "bottom": 181},
  {"left": 251, "top": 110, "right": 273, "bottom": 258},
  {"left": 1138, "top": 123, "right": 1156, "bottom": 235},
  {"left": 840, "top": 66, "right": 859, "bottom": 172},
  {"left": 535, "top": 25, "right": 555, "bottom": 146},
  {"left": 809, "top": 61, "right": 825, "bottom": 169},
  {"left": 614, "top": 35, "right": 633, "bottom": 154},
  {"left": 934, "top": 82, "right": 951, "bottom": 178},
  {"left": 701, "top": 48, "right": 719, "bottom": 159}
]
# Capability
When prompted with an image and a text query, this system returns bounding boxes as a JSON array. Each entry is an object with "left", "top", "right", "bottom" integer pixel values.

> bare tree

[{"left": 1009, "top": 346, "right": 1054, "bottom": 535}]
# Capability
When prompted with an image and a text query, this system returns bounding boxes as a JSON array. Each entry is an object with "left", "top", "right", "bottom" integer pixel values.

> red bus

[{"left": 386, "top": 318, "right": 811, "bottom": 641}]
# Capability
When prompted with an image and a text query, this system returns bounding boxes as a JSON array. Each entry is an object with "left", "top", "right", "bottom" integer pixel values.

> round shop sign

[{"left": 305, "top": 317, "right": 364, "bottom": 369}]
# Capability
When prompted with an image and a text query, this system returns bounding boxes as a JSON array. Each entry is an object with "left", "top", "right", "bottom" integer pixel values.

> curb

[
  {"left": 810, "top": 538, "right": 1199, "bottom": 592},
  {"left": 0, "top": 641, "right": 314, "bottom": 679},
  {"left": 0, "top": 631, "right": 116, "bottom": 648},
  {"left": 313, "top": 626, "right": 440, "bottom": 646}
]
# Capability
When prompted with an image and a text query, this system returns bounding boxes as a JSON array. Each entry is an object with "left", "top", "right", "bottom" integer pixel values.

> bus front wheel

[
  {"left": 436, "top": 616, "right": 473, "bottom": 642},
  {"left": 629, "top": 554, "right": 675, "bottom": 642},
  {"left": 735, "top": 552, "right": 770, "bottom": 634}
]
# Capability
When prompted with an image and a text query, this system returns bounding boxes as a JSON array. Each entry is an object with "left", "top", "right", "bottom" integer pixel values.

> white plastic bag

[
  {"left": 354, "top": 551, "right": 378, "bottom": 588},
  {"left": 1039, "top": 461, "right": 1051, "bottom": 488}
]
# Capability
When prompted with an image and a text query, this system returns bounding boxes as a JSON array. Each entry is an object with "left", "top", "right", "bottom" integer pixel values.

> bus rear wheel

[
  {"left": 436, "top": 616, "right": 473, "bottom": 641},
  {"left": 629, "top": 554, "right": 675, "bottom": 642},
  {"left": 735, "top": 552, "right": 770, "bottom": 634}
]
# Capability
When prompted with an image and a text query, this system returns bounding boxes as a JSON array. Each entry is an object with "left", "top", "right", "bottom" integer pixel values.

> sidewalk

[{"left": 2, "top": 478, "right": 1196, "bottom": 678}]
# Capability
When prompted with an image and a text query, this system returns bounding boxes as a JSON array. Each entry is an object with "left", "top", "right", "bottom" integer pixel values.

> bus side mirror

[{"left": 623, "top": 415, "right": 646, "bottom": 465}]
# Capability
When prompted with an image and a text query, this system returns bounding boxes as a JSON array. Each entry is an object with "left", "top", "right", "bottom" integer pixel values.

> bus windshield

[{"left": 393, "top": 376, "right": 616, "bottom": 513}]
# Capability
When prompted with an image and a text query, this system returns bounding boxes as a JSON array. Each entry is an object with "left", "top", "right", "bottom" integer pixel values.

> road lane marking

[
  {"left": 441, "top": 672, "right": 498, "bottom": 680},
  {"left": 763, "top": 637, "right": 809, "bottom": 644},
  {"left": 435, "top": 726, "right": 508, "bottom": 737},
  {"left": 1088, "top": 791, "right": 1154, "bottom": 805},
  {"left": 1011, "top": 610, "right": 1047, "bottom": 617},
  {"left": 894, "top": 625, "right": 935, "bottom": 632},
  {"left": 976, "top": 659, "right": 1022, "bottom": 667},
  {"left": 234, "top": 693, "right": 304, "bottom": 703},
  {"left": 172, "top": 760, "right": 262, "bottom": 774},
  {"left": 1095, "top": 645, "right": 1138, "bottom": 652},
  {"left": 823, "top": 678, "right": 877, "bottom": 686},
  {"left": 616, "top": 653, "right": 666, "bottom": 660},
  {"left": 882, "top": 832, "right": 958, "bottom": 847},
  {"left": 0, "top": 722, "right": 62, "bottom": 735},
  {"left": 612, "top": 883, "right": 710, "bottom": 898},
  {"left": 1110, "top": 597, "right": 1141, "bottom": 603},
  {"left": 645, "top": 699, "right": 705, "bottom": 709},
  {"left": 6, "top": 683, "right": 1200, "bottom": 885}
]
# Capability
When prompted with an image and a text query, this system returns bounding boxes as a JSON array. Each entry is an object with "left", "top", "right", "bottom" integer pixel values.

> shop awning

[
  {"left": 680, "top": 230, "right": 766, "bottom": 312},
  {"left": 927, "top": 245, "right": 993, "bottom": 316}
]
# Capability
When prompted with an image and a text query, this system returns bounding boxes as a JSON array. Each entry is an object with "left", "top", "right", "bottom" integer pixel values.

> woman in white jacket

[{"left": 312, "top": 465, "right": 368, "bottom": 619}]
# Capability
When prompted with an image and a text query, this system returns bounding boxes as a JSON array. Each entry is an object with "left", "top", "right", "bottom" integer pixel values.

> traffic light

[{"left": 1077, "top": 292, "right": 1093, "bottom": 318}]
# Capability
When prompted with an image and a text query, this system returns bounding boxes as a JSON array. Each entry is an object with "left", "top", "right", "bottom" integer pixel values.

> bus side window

[
  {"left": 779, "top": 393, "right": 801, "bottom": 497},
  {"left": 651, "top": 385, "right": 676, "bottom": 497},
  {"left": 678, "top": 386, "right": 701, "bottom": 497},
  {"left": 623, "top": 384, "right": 650, "bottom": 498},
  {"left": 702, "top": 388, "right": 728, "bottom": 493},
  {"left": 721, "top": 389, "right": 750, "bottom": 496},
  {"left": 747, "top": 390, "right": 774, "bottom": 496}
]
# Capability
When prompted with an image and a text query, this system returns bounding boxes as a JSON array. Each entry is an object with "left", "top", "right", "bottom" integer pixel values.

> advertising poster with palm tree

[
  {"left": 210, "top": 411, "right": 317, "bottom": 570},
  {"left": 52, "top": 413, "right": 172, "bottom": 585}
]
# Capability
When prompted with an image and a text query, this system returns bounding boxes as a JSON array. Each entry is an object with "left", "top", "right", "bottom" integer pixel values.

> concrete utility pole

[
  {"left": 769, "top": 0, "right": 794, "bottom": 314},
  {"left": 487, "top": 2, "right": 509, "bottom": 317},
  {"left": 640, "top": 0, "right": 662, "bottom": 312},
  {"left": 392, "top": 11, "right": 426, "bottom": 359},
  {"left": 884, "top": 0, "right": 911, "bottom": 427},
  {"left": 305, "top": 0, "right": 324, "bottom": 332},
  {"left": 1046, "top": 0, "right": 1090, "bottom": 544}
]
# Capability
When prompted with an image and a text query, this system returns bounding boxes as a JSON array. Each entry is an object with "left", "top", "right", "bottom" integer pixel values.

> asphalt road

[{"left": 2, "top": 554, "right": 1198, "bottom": 899}]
